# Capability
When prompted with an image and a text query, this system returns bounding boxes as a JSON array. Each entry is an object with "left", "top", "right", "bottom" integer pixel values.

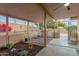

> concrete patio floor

[
  {"left": 48, "top": 33, "right": 79, "bottom": 49},
  {"left": 36, "top": 33, "right": 79, "bottom": 56},
  {"left": 36, "top": 45, "right": 78, "bottom": 56}
]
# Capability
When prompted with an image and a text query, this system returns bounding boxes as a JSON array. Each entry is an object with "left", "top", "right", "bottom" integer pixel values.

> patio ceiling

[
  {"left": 42, "top": 3, "right": 79, "bottom": 20},
  {"left": 0, "top": 3, "right": 45, "bottom": 23},
  {"left": 0, "top": 3, "right": 79, "bottom": 23}
]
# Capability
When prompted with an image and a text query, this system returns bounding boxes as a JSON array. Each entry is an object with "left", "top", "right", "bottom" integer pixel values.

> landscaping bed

[{"left": 0, "top": 42, "right": 43, "bottom": 56}]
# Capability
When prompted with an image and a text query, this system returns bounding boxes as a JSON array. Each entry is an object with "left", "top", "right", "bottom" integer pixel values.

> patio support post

[
  {"left": 14, "top": 19, "right": 16, "bottom": 32},
  {"left": 27, "top": 21, "right": 29, "bottom": 39},
  {"left": 77, "top": 20, "right": 79, "bottom": 43},
  {"left": 68, "top": 21, "right": 70, "bottom": 40},
  {"left": 44, "top": 11, "right": 47, "bottom": 47},
  {"left": 6, "top": 16, "right": 9, "bottom": 44},
  {"left": 24, "top": 21, "right": 26, "bottom": 32}
]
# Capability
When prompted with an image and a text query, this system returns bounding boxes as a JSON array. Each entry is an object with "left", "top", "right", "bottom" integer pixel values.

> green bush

[
  {"left": 17, "top": 49, "right": 28, "bottom": 56},
  {"left": 47, "top": 21, "right": 67, "bottom": 29},
  {"left": 6, "top": 43, "right": 14, "bottom": 50},
  {"left": 69, "top": 26, "right": 77, "bottom": 32},
  {"left": 38, "top": 23, "right": 44, "bottom": 30}
]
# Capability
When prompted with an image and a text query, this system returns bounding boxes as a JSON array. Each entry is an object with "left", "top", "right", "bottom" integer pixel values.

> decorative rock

[{"left": 11, "top": 48, "right": 16, "bottom": 52}]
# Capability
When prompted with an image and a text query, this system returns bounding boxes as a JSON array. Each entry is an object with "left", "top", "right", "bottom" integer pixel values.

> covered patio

[{"left": 0, "top": 3, "right": 79, "bottom": 56}]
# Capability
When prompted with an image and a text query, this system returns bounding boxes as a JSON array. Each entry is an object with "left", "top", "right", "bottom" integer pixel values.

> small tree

[
  {"left": 37, "top": 20, "right": 67, "bottom": 30},
  {"left": 37, "top": 21, "right": 67, "bottom": 38},
  {"left": 47, "top": 21, "right": 67, "bottom": 29}
]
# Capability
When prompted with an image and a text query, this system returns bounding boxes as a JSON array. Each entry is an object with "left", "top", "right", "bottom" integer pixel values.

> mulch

[{"left": 0, "top": 42, "right": 43, "bottom": 56}]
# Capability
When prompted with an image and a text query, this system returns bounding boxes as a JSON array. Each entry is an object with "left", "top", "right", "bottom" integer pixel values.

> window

[{"left": 0, "top": 15, "right": 6, "bottom": 33}]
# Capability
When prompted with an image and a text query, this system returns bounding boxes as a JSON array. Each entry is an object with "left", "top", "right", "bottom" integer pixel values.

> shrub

[
  {"left": 6, "top": 43, "right": 14, "bottom": 50},
  {"left": 17, "top": 49, "right": 28, "bottom": 56},
  {"left": 69, "top": 26, "right": 77, "bottom": 32}
]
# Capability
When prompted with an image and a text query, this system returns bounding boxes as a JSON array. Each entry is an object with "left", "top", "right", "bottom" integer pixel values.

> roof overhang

[{"left": 0, "top": 3, "right": 79, "bottom": 23}]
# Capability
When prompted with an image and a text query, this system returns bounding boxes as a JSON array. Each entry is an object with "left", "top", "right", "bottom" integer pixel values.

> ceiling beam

[
  {"left": 37, "top": 3, "right": 54, "bottom": 19},
  {"left": 53, "top": 4, "right": 63, "bottom": 11}
]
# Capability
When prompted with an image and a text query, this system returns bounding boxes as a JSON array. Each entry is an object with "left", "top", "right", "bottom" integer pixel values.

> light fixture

[
  {"left": 64, "top": 3, "right": 70, "bottom": 11},
  {"left": 64, "top": 3, "right": 70, "bottom": 7}
]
